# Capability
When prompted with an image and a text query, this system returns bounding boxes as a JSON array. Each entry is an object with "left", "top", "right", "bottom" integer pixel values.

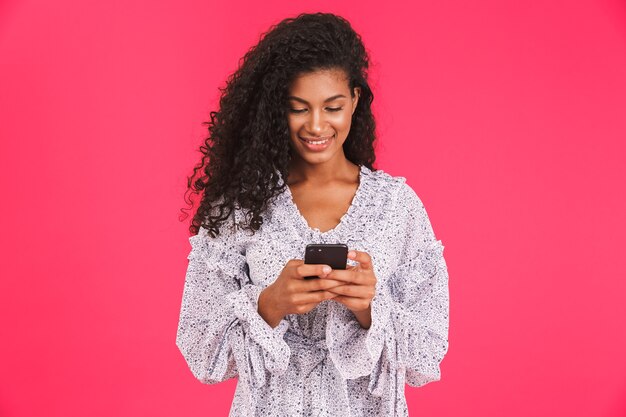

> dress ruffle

[
  {"left": 177, "top": 165, "right": 449, "bottom": 416},
  {"left": 324, "top": 175, "right": 448, "bottom": 399},
  {"left": 179, "top": 224, "right": 291, "bottom": 389},
  {"left": 187, "top": 226, "right": 246, "bottom": 279},
  {"left": 231, "top": 285, "right": 291, "bottom": 387}
]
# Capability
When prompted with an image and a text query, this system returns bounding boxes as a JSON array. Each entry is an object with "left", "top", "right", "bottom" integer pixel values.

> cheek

[
  {"left": 333, "top": 112, "right": 353, "bottom": 131},
  {"left": 286, "top": 117, "right": 300, "bottom": 135}
]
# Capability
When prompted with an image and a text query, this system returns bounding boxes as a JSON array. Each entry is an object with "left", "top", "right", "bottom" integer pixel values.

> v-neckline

[{"left": 281, "top": 164, "right": 368, "bottom": 237}]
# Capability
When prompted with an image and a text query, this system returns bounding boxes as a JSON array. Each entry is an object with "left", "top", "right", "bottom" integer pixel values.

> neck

[{"left": 287, "top": 156, "right": 357, "bottom": 186}]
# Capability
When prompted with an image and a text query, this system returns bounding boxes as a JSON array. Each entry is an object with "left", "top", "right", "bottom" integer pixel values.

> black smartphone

[{"left": 303, "top": 243, "right": 348, "bottom": 279}]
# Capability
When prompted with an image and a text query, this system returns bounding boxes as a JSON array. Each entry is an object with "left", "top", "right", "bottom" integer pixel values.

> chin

[{"left": 296, "top": 151, "right": 342, "bottom": 167}]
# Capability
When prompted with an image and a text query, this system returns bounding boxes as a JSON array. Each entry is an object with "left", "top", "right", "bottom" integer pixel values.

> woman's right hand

[{"left": 257, "top": 260, "right": 344, "bottom": 328}]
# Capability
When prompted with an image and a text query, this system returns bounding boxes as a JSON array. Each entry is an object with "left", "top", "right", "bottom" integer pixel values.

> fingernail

[
  {"left": 348, "top": 251, "right": 356, "bottom": 258},
  {"left": 323, "top": 266, "right": 331, "bottom": 273}
]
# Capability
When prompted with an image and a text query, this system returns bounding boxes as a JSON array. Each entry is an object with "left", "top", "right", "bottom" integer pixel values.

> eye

[{"left": 288, "top": 107, "right": 343, "bottom": 114}]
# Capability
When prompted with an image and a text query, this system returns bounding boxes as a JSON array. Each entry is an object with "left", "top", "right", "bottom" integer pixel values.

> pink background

[{"left": 1, "top": 0, "right": 625, "bottom": 416}]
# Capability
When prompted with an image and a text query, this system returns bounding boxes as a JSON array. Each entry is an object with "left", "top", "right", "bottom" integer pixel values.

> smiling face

[{"left": 286, "top": 68, "right": 360, "bottom": 167}]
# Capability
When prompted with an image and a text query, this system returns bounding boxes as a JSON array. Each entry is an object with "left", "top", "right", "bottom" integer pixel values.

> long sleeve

[
  {"left": 325, "top": 182, "right": 449, "bottom": 394},
  {"left": 175, "top": 210, "right": 291, "bottom": 388},
  {"left": 386, "top": 184, "right": 449, "bottom": 387}
]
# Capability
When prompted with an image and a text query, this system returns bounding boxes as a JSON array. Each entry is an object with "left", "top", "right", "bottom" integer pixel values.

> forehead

[{"left": 288, "top": 68, "right": 350, "bottom": 97}]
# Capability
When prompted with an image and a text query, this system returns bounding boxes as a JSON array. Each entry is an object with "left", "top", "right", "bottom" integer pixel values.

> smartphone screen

[{"left": 303, "top": 243, "right": 348, "bottom": 279}]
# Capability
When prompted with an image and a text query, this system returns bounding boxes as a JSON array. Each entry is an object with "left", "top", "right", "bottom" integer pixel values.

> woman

[{"left": 176, "top": 12, "right": 449, "bottom": 416}]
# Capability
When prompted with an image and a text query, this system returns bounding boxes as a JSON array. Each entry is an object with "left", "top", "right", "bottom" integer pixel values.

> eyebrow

[{"left": 288, "top": 94, "right": 347, "bottom": 104}]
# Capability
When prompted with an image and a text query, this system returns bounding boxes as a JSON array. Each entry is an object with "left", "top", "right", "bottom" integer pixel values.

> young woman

[{"left": 176, "top": 12, "right": 450, "bottom": 416}]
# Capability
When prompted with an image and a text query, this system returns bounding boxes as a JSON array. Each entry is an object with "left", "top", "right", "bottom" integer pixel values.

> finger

[
  {"left": 305, "top": 278, "right": 346, "bottom": 291},
  {"left": 293, "top": 295, "right": 338, "bottom": 314},
  {"left": 290, "top": 301, "right": 317, "bottom": 315},
  {"left": 294, "top": 290, "right": 338, "bottom": 305},
  {"left": 331, "top": 295, "right": 371, "bottom": 313},
  {"left": 292, "top": 278, "right": 344, "bottom": 293},
  {"left": 331, "top": 295, "right": 350, "bottom": 305},
  {"left": 330, "top": 295, "right": 362, "bottom": 310},
  {"left": 325, "top": 284, "right": 373, "bottom": 299},
  {"left": 326, "top": 269, "right": 363, "bottom": 285},
  {"left": 348, "top": 250, "right": 373, "bottom": 271},
  {"left": 294, "top": 263, "right": 332, "bottom": 279}
]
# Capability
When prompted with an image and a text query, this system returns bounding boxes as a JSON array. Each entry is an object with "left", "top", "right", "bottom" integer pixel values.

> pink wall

[{"left": 1, "top": 0, "right": 625, "bottom": 416}]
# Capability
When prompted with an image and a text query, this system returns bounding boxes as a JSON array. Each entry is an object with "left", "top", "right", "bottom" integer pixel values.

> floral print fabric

[{"left": 176, "top": 165, "right": 450, "bottom": 416}]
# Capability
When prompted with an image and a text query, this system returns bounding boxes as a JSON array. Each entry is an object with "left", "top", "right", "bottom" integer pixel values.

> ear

[{"left": 352, "top": 87, "right": 361, "bottom": 115}]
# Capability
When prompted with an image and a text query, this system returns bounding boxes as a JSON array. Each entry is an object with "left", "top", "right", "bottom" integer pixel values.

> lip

[
  {"left": 298, "top": 134, "right": 334, "bottom": 152},
  {"left": 300, "top": 135, "right": 334, "bottom": 141}
]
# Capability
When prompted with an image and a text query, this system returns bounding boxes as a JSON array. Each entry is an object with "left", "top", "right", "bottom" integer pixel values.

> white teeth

[{"left": 302, "top": 136, "right": 332, "bottom": 145}]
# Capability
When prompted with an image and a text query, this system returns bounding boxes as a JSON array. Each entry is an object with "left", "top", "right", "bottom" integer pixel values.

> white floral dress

[{"left": 176, "top": 165, "right": 450, "bottom": 416}]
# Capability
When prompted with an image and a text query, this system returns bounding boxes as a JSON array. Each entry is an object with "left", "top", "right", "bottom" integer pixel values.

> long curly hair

[{"left": 180, "top": 12, "right": 378, "bottom": 238}]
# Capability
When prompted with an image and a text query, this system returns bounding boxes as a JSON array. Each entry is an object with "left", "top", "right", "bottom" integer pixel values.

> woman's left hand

[{"left": 325, "top": 250, "right": 376, "bottom": 324}]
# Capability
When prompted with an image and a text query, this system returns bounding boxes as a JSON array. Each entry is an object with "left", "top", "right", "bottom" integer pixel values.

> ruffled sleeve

[
  {"left": 326, "top": 182, "right": 450, "bottom": 394},
  {"left": 175, "top": 208, "right": 291, "bottom": 387}
]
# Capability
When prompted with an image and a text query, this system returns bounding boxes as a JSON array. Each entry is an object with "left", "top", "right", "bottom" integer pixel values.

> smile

[
  {"left": 299, "top": 135, "right": 333, "bottom": 144},
  {"left": 298, "top": 134, "right": 334, "bottom": 151}
]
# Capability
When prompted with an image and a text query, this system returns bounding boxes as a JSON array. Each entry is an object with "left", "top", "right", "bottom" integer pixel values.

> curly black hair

[{"left": 180, "top": 12, "right": 378, "bottom": 238}]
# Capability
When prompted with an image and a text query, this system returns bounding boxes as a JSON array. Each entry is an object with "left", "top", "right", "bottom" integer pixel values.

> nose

[{"left": 306, "top": 108, "right": 326, "bottom": 134}]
